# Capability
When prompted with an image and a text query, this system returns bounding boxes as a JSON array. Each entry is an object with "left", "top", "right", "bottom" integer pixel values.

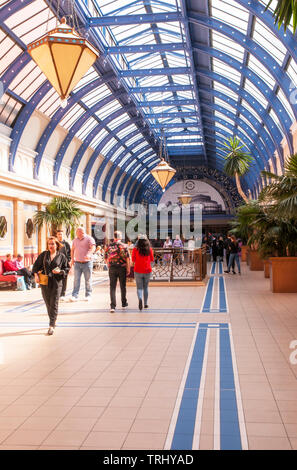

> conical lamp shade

[
  {"left": 178, "top": 193, "right": 192, "bottom": 205},
  {"left": 27, "top": 17, "right": 99, "bottom": 100},
  {"left": 150, "top": 159, "right": 176, "bottom": 190}
]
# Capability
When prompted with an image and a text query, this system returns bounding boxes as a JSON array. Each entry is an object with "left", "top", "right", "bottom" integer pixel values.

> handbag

[{"left": 38, "top": 252, "right": 49, "bottom": 286}]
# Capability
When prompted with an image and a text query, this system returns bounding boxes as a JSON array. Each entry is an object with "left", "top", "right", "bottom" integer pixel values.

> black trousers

[
  {"left": 109, "top": 265, "right": 127, "bottom": 309},
  {"left": 61, "top": 275, "right": 68, "bottom": 297},
  {"left": 41, "top": 283, "right": 62, "bottom": 327},
  {"left": 17, "top": 268, "right": 33, "bottom": 287}
]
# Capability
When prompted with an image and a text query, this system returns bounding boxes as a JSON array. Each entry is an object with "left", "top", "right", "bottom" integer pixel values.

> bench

[{"left": 0, "top": 260, "right": 22, "bottom": 289}]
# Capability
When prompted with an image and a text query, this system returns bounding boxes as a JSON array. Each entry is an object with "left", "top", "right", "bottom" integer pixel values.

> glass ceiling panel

[
  {"left": 247, "top": 55, "right": 275, "bottom": 89},
  {"left": 76, "top": 117, "right": 98, "bottom": 140},
  {"left": 108, "top": 113, "right": 130, "bottom": 130},
  {"left": 102, "top": 137, "right": 118, "bottom": 156},
  {"left": 241, "top": 100, "right": 262, "bottom": 123},
  {"left": 244, "top": 79, "right": 268, "bottom": 108},
  {"left": 60, "top": 105, "right": 85, "bottom": 130},
  {"left": 212, "top": 59, "right": 242, "bottom": 84},
  {"left": 90, "top": 128, "right": 109, "bottom": 149},
  {"left": 276, "top": 88, "right": 294, "bottom": 122},
  {"left": 252, "top": 18, "right": 287, "bottom": 66},
  {"left": 212, "top": 32, "right": 245, "bottom": 61},
  {"left": 211, "top": 0, "right": 249, "bottom": 33}
]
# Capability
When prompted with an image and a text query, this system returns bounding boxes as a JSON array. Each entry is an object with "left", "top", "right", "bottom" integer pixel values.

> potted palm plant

[
  {"left": 230, "top": 201, "right": 264, "bottom": 270},
  {"left": 33, "top": 196, "right": 83, "bottom": 237},
  {"left": 259, "top": 154, "right": 297, "bottom": 292}
]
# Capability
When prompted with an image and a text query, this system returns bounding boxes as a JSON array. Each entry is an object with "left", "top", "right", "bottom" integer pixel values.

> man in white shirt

[{"left": 70, "top": 227, "right": 96, "bottom": 301}]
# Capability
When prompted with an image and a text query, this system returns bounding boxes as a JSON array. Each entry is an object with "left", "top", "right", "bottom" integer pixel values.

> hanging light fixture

[
  {"left": 177, "top": 155, "right": 192, "bottom": 205},
  {"left": 150, "top": 95, "right": 176, "bottom": 191},
  {"left": 27, "top": 13, "right": 99, "bottom": 105},
  {"left": 150, "top": 133, "right": 176, "bottom": 191}
]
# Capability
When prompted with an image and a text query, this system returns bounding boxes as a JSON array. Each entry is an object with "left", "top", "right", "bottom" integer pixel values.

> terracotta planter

[
  {"left": 246, "top": 248, "right": 250, "bottom": 266},
  {"left": 241, "top": 245, "right": 248, "bottom": 262},
  {"left": 249, "top": 250, "right": 264, "bottom": 271},
  {"left": 270, "top": 257, "right": 297, "bottom": 293},
  {"left": 264, "top": 260, "right": 270, "bottom": 278}
]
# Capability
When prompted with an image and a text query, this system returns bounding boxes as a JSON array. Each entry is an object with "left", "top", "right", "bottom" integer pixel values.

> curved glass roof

[{"left": 0, "top": 0, "right": 296, "bottom": 204}]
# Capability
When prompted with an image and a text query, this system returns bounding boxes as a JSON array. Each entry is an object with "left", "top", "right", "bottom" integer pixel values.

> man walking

[
  {"left": 105, "top": 231, "right": 130, "bottom": 313},
  {"left": 70, "top": 227, "right": 96, "bottom": 302},
  {"left": 56, "top": 229, "right": 71, "bottom": 301}
]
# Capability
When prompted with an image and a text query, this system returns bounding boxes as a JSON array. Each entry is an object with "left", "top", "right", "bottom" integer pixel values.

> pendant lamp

[
  {"left": 27, "top": 17, "right": 99, "bottom": 104},
  {"left": 151, "top": 158, "right": 176, "bottom": 191},
  {"left": 150, "top": 132, "right": 176, "bottom": 190}
]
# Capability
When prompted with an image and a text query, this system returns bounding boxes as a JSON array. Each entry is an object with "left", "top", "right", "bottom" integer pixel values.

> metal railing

[{"left": 150, "top": 247, "right": 207, "bottom": 282}]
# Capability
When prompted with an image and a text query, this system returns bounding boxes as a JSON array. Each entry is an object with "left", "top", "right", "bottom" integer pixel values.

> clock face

[{"left": 185, "top": 180, "right": 195, "bottom": 191}]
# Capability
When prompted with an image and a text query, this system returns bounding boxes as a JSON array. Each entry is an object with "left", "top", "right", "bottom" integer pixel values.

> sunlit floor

[{"left": 0, "top": 263, "right": 296, "bottom": 450}]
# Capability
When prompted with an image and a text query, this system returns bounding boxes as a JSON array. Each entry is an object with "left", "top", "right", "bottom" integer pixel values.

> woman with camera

[{"left": 32, "top": 237, "right": 70, "bottom": 335}]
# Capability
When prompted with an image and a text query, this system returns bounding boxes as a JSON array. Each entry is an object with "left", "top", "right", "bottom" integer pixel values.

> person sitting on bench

[{"left": 3, "top": 254, "right": 34, "bottom": 290}]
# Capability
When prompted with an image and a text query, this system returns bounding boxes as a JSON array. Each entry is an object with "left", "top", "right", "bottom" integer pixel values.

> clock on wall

[{"left": 185, "top": 180, "right": 195, "bottom": 191}]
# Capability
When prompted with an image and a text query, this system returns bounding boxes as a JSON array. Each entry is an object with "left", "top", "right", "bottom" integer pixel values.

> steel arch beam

[
  {"left": 110, "top": 151, "right": 155, "bottom": 205},
  {"left": 199, "top": 84, "right": 283, "bottom": 163},
  {"left": 109, "top": 151, "right": 157, "bottom": 205},
  {"left": 204, "top": 128, "right": 258, "bottom": 188},
  {"left": 235, "top": 0, "right": 297, "bottom": 64},
  {"left": 204, "top": 125, "right": 260, "bottom": 185},
  {"left": 201, "top": 101, "right": 276, "bottom": 171},
  {"left": 32, "top": 74, "right": 115, "bottom": 177},
  {"left": 54, "top": 104, "right": 135, "bottom": 185},
  {"left": 87, "top": 12, "right": 182, "bottom": 27},
  {"left": 88, "top": 130, "right": 144, "bottom": 196},
  {"left": 197, "top": 68, "right": 287, "bottom": 163},
  {"left": 188, "top": 12, "right": 297, "bottom": 122},
  {"left": 1, "top": 53, "right": 31, "bottom": 95},
  {"left": 9, "top": 80, "right": 52, "bottom": 171},
  {"left": 101, "top": 142, "right": 155, "bottom": 202},
  {"left": 192, "top": 42, "right": 292, "bottom": 148},
  {"left": 83, "top": 117, "right": 144, "bottom": 195},
  {"left": 0, "top": 0, "right": 28, "bottom": 22},
  {"left": 107, "top": 148, "right": 156, "bottom": 201}
]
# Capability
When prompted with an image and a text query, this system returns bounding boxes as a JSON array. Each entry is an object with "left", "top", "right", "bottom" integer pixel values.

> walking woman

[
  {"left": 32, "top": 237, "right": 70, "bottom": 335},
  {"left": 132, "top": 238, "right": 154, "bottom": 311},
  {"left": 224, "top": 235, "right": 241, "bottom": 275}
]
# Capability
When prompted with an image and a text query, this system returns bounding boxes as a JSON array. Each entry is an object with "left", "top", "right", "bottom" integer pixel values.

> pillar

[
  {"left": 13, "top": 199, "right": 24, "bottom": 257},
  {"left": 37, "top": 203, "right": 47, "bottom": 253}
]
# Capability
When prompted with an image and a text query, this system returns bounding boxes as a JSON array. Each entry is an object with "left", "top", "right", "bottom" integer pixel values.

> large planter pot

[
  {"left": 241, "top": 245, "right": 248, "bottom": 262},
  {"left": 264, "top": 260, "right": 270, "bottom": 278},
  {"left": 249, "top": 250, "right": 264, "bottom": 271},
  {"left": 270, "top": 257, "right": 297, "bottom": 293}
]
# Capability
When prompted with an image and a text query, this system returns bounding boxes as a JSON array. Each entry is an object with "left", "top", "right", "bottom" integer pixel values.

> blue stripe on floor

[
  {"left": 171, "top": 324, "right": 207, "bottom": 450},
  {"left": 219, "top": 261, "right": 223, "bottom": 274},
  {"left": 220, "top": 327, "right": 242, "bottom": 450},
  {"left": 219, "top": 277, "right": 227, "bottom": 313},
  {"left": 4, "top": 278, "right": 109, "bottom": 313},
  {"left": 201, "top": 277, "right": 214, "bottom": 312},
  {"left": 210, "top": 262, "right": 216, "bottom": 275},
  {"left": 168, "top": 322, "right": 243, "bottom": 450}
]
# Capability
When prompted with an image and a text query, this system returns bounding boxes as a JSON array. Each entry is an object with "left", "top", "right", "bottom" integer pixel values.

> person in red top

[
  {"left": 132, "top": 237, "right": 154, "bottom": 311},
  {"left": 3, "top": 254, "right": 34, "bottom": 289}
]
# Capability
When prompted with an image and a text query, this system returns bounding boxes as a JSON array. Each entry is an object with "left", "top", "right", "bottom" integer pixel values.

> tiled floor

[{"left": 0, "top": 264, "right": 296, "bottom": 450}]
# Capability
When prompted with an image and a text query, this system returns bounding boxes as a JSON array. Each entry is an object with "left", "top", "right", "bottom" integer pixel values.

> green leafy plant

[
  {"left": 266, "top": 0, "right": 297, "bottom": 33},
  {"left": 229, "top": 200, "right": 263, "bottom": 244},
  {"left": 259, "top": 153, "right": 297, "bottom": 219},
  {"left": 221, "top": 136, "right": 254, "bottom": 203},
  {"left": 33, "top": 196, "right": 83, "bottom": 236}
]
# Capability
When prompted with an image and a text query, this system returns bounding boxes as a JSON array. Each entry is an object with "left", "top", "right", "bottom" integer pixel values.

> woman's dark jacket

[{"left": 32, "top": 251, "right": 70, "bottom": 289}]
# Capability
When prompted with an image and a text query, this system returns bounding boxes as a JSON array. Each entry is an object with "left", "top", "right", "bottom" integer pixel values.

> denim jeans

[
  {"left": 72, "top": 261, "right": 93, "bottom": 298},
  {"left": 134, "top": 272, "right": 151, "bottom": 305},
  {"left": 228, "top": 253, "right": 241, "bottom": 273}
]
